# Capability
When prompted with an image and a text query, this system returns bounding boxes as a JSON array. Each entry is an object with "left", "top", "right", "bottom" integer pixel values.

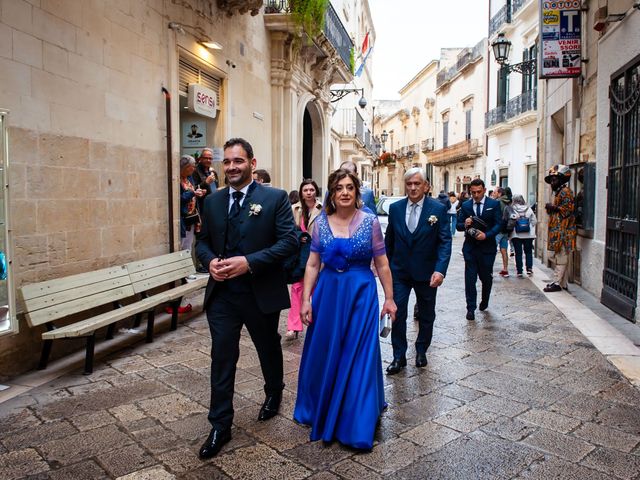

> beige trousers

[{"left": 548, "top": 248, "right": 570, "bottom": 288}]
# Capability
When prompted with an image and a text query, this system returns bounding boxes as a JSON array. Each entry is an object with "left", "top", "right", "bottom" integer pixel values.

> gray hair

[
  {"left": 339, "top": 160, "right": 357, "bottom": 175},
  {"left": 200, "top": 147, "right": 213, "bottom": 157},
  {"left": 180, "top": 155, "right": 196, "bottom": 169},
  {"left": 404, "top": 167, "right": 429, "bottom": 183},
  {"left": 512, "top": 194, "right": 526, "bottom": 206}
]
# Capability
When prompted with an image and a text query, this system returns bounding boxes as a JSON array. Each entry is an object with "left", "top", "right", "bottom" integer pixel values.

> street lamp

[
  {"left": 491, "top": 33, "right": 536, "bottom": 75},
  {"left": 380, "top": 130, "right": 388, "bottom": 151},
  {"left": 330, "top": 87, "right": 367, "bottom": 109}
]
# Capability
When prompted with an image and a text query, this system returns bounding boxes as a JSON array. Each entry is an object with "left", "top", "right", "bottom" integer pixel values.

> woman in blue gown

[{"left": 294, "top": 169, "right": 397, "bottom": 450}]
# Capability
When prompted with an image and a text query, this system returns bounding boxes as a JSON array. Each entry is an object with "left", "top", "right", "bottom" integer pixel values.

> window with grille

[{"left": 179, "top": 57, "right": 221, "bottom": 106}]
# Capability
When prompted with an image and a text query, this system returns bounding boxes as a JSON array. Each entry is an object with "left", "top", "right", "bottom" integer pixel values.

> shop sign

[
  {"left": 188, "top": 83, "right": 217, "bottom": 118},
  {"left": 539, "top": 1, "right": 582, "bottom": 78},
  {"left": 462, "top": 175, "right": 473, "bottom": 183},
  {"left": 182, "top": 120, "right": 206, "bottom": 148}
]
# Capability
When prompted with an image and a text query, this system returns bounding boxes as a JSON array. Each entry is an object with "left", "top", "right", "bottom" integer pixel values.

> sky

[{"left": 368, "top": 0, "right": 490, "bottom": 100}]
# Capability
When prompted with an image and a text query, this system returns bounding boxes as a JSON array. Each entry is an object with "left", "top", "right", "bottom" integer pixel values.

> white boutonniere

[
  {"left": 428, "top": 215, "right": 438, "bottom": 225},
  {"left": 249, "top": 203, "right": 262, "bottom": 216}
]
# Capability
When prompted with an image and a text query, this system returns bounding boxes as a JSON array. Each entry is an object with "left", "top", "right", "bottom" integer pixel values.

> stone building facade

[{"left": 0, "top": 0, "right": 363, "bottom": 377}]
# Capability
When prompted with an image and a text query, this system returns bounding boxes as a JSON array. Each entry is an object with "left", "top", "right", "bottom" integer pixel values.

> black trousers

[
  {"left": 391, "top": 277, "right": 438, "bottom": 360},
  {"left": 206, "top": 289, "right": 284, "bottom": 430},
  {"left": 463, "top": 247, "right": 496, "bottom": 312}
]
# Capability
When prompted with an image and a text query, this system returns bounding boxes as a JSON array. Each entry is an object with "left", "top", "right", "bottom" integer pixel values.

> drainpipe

[{"left": 162, "top": 87, "right": 175, "bottom": 253}]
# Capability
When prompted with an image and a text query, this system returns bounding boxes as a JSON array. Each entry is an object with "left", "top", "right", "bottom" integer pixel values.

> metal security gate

[{"left": 601, "top": 56, "right": 640, "bottom": 321}]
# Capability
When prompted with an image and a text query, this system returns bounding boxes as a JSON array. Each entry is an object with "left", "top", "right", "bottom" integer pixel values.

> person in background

[
  {"left": 192, "top": 148, "right": 218, "bottom": 273},
  {"left": 288, "top": 190, "right": 300, "bottom": 205},
  {"left": 457, "top": 179, "right": 502, "bottom": 321},
  {"left": 494, "top": 186, "right": 513, "bottom": 278},
  {"left": 338, "top": 161, "right": 376, "bottom": 213},
  {"left": 286, "top": 179, "right": 323, "bottom": 340},
  {"left": 544, "top": 165, "right": 576, "bottom": 292},
  {"left": 253, "top": 169, "right": 272, "bottom": 186},
  {"left": 448, "top": 191, "right": 459, "bottom": 237},
  {"left": 506, "top": 194, "right": 537, "bottom": 277}
]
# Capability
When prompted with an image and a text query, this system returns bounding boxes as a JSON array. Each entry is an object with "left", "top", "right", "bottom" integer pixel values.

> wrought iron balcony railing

[
  {"left": 428, "top": 139, "right": 482, "bottom": 166},
  {"left": 485, "top": 87, "right": 537, "bottom": 128},
  {"left": 489, "top": 1, "right": 512, "bottom": 37},
  {"left": 264, "top": 1, "right": 353, "bottom": 71},
  {"left": 512, "top": 0, "right": 530, "bottom": 16}
]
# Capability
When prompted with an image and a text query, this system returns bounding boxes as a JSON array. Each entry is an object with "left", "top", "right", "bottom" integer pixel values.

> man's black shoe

[
  {"left": 196, "top": 266, "right": 209, "bottom": 274},
  {"left": 415, "top": 353, "right": 428, "bottom": 368},
  {"left": 257, "top": 393, "right": 282, "bottom": 421},
  {"left": 479, "top": 300, "right": 489, "bottom": 311},
  {"left": 386, "top": 358, "right": 407, "bottom": 375},
  {"left": 466, "top": 311, "right": 475, "bottom": 321},
  {"left": 198, "top": 428, "right": 231, "bottom": 459},
  {"left": 543, "top": 283, "right": 562, "bottom": 292}
]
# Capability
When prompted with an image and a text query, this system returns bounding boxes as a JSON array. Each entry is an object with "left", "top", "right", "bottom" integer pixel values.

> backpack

[
  {"left": 283, "top": 230, "right": 312, "bottom": 284},
  {"left": 515, "top": 213, "right": 531, "bottom": 233}
]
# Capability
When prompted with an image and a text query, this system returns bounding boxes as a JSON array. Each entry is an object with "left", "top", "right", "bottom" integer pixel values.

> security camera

[{"left": 225, "top": 60, "right": 236, "bottom": 69}]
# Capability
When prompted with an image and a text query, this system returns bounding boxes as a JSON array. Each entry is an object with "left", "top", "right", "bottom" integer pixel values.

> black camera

[{"left": 465, "top": 216, "right": 488, "bottom": 240}]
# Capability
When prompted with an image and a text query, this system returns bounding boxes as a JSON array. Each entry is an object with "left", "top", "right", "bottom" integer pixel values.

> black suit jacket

[
  {"left": 196, "top": 182, "right": 297, "bottom": 314},
  {"left": 456, "top": 197, "right": 503, "bottom": 254},
  {"left": 385, "top": 197, "right": 452, "bottom": 282}
]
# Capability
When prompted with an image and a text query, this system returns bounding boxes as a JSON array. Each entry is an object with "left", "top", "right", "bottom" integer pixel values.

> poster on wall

[
  {"left": 182, "top": 120, "right": 207, "bottom": 148},
  {"left": 539, "top": 0, "right": 582, "bottom": 78}
]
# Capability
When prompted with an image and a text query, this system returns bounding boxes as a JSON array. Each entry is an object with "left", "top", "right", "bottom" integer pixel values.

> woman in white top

[
  {"left": 447, "top": 191, "right": 459, "bottom": 237},
  {"left": 506, "top": 194, "right": 537, "bottom": 277}
]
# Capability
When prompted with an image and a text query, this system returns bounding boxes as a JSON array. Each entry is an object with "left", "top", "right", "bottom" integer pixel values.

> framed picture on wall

[{"left": 182, "top": 120, "right": 207, "bottom": 148}]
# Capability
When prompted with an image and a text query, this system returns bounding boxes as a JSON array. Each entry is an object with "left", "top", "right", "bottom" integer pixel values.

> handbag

[
  {"left": 183, "top": 210, "right": 200, "bottom": 227},
  {"left": 284, "top": 230, "right": 312, "bottom": 284},
  {"left": 379, "top": 314, "right": 392, "bottom": 338}
]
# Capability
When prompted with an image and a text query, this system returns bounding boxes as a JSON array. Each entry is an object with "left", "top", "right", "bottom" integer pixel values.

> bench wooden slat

[
  {"left": 41, "top": 279, "right": 207, "bottom": 339},
  {"left": 125, "top": 250, "right": 193, "bottom": 274},
  {"left": 26, "top": 285, "right": 136, "bottom": 328},
  {"left": 128, "top": 258, "right": 194, "bottom": 284},
  {"left": 19, "top": 266, "right": 129, "bottom": 301},
  {"left": 129, "top": 266, "right": 196, "bottom": 294},
  {"left": 23, "top": 276, "right": 133, "bottom": 313}
]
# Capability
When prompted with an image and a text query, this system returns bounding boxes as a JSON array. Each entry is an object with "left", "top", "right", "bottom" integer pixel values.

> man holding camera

[{"left": 456, "top": 179, "right": 503, "bottom": 320}]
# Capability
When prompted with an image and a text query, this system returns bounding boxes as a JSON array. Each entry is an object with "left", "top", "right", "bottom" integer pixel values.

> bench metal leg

[
  {"left": 170, "top": 299, "right": 181, "bottom": 331},
  {"left": 84, "top": 334, "right": 96, "bottom": 375},
  {"left": 133, "top": 313, "right": 143, "bottom": 328},
  {"left": 106, "top": 323, "right": 116, "bottom": 340},
  {"left": 146, "top": 310, "right": 155, "bottom": 343},
  {"left": 38, "top": 340, "right": 53, "bottom": 370}
]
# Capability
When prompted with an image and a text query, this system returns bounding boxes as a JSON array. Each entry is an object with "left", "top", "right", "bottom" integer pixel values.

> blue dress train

[{"left": 294, "top": 210, "right": 386, "bottom": 450}]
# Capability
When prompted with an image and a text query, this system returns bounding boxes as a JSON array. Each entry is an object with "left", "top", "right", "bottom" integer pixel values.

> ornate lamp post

[{"left": 491, "top": 33, "right": 536, "bottom": 74}]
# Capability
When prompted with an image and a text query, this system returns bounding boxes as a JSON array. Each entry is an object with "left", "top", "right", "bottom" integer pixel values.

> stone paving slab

[{"left": 1, "top": 236, "right": 640, "bottom": 479}]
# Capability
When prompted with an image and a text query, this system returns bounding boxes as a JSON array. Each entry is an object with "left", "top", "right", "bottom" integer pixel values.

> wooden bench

[{"left": 18, "top": 250, "right": 208, "bottom": 374}]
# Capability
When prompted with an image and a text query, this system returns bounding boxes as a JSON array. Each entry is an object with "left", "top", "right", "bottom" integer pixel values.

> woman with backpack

[{"left": 505, "top": 194, "right": 537, "bottom": 277}]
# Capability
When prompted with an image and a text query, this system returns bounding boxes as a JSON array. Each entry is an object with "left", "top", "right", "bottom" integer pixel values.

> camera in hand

[{"left": 465, "top": 216, "right": 488, "bottom": 240}]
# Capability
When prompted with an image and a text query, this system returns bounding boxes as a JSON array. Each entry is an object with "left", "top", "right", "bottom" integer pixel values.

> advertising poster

[
  {"left": 539, "top": 0, "right": 582, "bottom": 78},
  {"left": 182, "top": 120, "right": 207, "bottom": 148}
]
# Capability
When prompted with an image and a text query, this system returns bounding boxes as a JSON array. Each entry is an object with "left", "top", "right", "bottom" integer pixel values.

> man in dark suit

[
  {"left": 339, "top": 160, "right": 377, "bottom": 213},
  {"left": 456, "top": 178, "right": 502, "bottom": 320},
  {"left": 384, "top": 168, "right": 452, "bottom": 374},
  {"left": 196, "top": 138, "right": 297, "bottom": 459}
]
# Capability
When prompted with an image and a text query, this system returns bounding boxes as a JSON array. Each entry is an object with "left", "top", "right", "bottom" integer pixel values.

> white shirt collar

[
  {"left": 409, "top": 196, "right": 425, "bottom": 208},
  {"left": 229, "top": 181, "right": 253, "bottom": 200}
]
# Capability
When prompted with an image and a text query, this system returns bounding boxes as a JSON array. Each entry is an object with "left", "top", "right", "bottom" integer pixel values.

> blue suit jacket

[
  {"left": 456, "top": 197, "right": 502, "bottom": 254},
  {"left": 385, "top": 197, "right": 452, "bottom": 282},
  {"left": 361, "top": 187, "right": 377, "bottom": 214},
  {"left": 196, "top": 182, "right": 297, "bottom": 313}
]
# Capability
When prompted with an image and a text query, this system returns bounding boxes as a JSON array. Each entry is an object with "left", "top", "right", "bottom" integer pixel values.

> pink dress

[{"left": 287, "top": 217, "right": 308, "bottom": 332}]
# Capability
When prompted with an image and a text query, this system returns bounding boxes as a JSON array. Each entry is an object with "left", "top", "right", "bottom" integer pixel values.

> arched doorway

[{"left": 301, "top": 101, "right": 325, "bottom": 191}]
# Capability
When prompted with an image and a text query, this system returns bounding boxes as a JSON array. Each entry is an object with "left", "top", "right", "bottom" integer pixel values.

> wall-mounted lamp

[
  {"left": 491, "top": 33, "right": 536, "bottom": 74},
  {"left": 168, "top": 22, "right": 223, "bottom": 51},
  {"left": 330, "top": 87, "right": 367, "bottom": 109}
]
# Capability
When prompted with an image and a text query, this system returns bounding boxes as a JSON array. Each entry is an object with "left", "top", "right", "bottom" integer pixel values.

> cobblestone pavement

[{"left": 2, "top": 237, "right": 640, "bottom": 479}]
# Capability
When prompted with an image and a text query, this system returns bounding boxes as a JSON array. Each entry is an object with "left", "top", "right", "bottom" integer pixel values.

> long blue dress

[{"left": 294, "top": 209, "right": 386, "bottom": 450}]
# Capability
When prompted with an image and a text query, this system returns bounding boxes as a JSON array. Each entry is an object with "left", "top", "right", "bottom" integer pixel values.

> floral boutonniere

[
  {"left": 428, "top": 215, "right": 438, "bottom": 226},
  {"left": 249, "top": 203, "right": 262, "bottom": 216}
]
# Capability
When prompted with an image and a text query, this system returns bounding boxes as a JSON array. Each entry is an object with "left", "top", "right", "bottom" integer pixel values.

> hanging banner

[{"left": 539, "top": 0, "right": 582, "bottom": 78}]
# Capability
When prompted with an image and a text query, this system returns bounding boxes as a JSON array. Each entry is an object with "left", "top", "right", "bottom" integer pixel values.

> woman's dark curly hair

[{"left": 325, "top": 169, "right": 361, "bottom": 215}]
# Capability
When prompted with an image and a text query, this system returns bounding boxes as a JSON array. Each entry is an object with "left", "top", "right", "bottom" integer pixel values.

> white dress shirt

[
  {"left": 228, "top": 181, "right": 253, "bottom": 212},
  {"left": 405, "top": 196, "right": 425, "bottom": 229}
]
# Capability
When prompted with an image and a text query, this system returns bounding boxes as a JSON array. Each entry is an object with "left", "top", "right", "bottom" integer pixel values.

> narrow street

[{"left": 1, "top": 236, "right": 639, "bottom": 479}]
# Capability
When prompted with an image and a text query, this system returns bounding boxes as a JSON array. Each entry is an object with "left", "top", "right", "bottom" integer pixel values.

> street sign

[{"left": 539, "top": 0, "right": 582, "bottom": 78}]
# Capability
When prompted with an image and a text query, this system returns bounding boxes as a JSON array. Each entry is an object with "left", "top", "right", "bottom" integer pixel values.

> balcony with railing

[
  {"left": 428, "top": 139, "right": 482, "bottom": 166},
  {"left": 512, "top": 0, "right": 531, "bottom": 17},
  {"left": 421, "top": 138, "right": 435, "bottom": 152},
  {"left": 485, "top": 87, "right": 537, "bottom": 129},
  {"left": 334, "top": 108, "right": 375, "bottom": 156},
  {"left": 489, "top": 1, "right": 512, "bottom": 37},
  {"left": 264, "top": 1, "right": 353, "bottom": 71},
  {"left": 436, "top": 39, "right": 485, "bottom": 89}
]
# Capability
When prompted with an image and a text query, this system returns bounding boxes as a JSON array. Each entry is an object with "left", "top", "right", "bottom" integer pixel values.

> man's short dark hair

[
  {"left": 494, "top": 186, "right": 504, "bottom": 195},
  {"left": 223, "top": 137, "right": 254, "bottom": 160},
  {"left": 470, "top": 178, "right": 485, "bottom": 189},
  {"left": 254, "top": 169, "right": 271, "bottom": 183}
]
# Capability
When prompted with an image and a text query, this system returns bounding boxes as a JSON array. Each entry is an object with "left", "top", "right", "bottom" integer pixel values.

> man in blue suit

[
  {"left": 384, "top": 168, "right": 452, "bottom": 374},
  {"left": 456, "top": 178, "right": 502, "bottom": 320}
]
